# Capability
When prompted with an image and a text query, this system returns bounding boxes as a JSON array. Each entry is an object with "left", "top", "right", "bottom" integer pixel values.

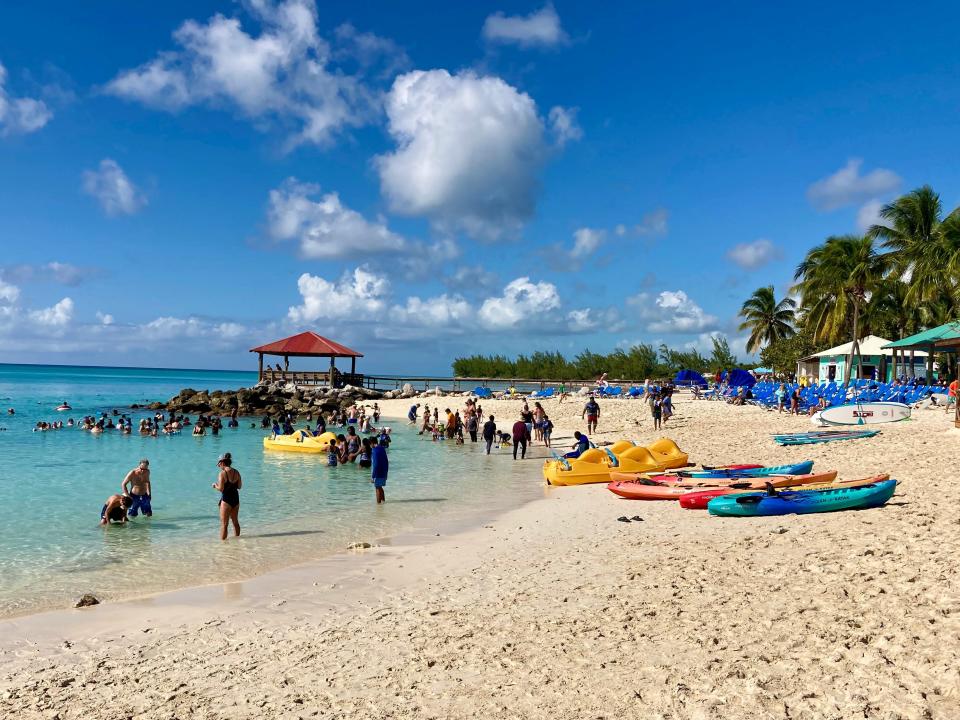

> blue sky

[{"left": 1, "top": 1, "right": 959, "bottom": 373}]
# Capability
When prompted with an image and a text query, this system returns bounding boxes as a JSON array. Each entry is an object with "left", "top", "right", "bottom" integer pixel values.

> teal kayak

[
  {"left": 707, "top": 479, "right": 897, "bottom": 517},
  {"left": 773, "top": 429, "right": 879, "bottom": 446}
]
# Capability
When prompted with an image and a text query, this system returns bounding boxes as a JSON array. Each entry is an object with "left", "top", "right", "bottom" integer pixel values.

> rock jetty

[{"left": 144, "top": 382, "right": 463, "bottom": 418}]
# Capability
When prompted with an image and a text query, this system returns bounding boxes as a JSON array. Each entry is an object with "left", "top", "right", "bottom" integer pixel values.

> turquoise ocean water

[{"left": 0, "top": 364, "right": 543, "bottom": 617}]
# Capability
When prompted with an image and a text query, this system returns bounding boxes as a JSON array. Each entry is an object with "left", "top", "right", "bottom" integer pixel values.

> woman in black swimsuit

[{"left": 212, "top": 452, "right": 242, "bottom": 541}]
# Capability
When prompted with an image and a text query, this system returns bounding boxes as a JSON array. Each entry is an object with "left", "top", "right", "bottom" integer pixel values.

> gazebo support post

[
  {"left": 927, "top": 352, "right": 934, "bottom": 384},
  {"left": 351, "top": 356, "right": 356, "bottom": 376},
  {"left": 909, "top": 350, "right": 915, "bottom": 378},
  {"left": 258, "top": 352, "right": 264, "bottom": 382},
  {"left": 329, "top": 356, "right": 335, "bottom": 387}
]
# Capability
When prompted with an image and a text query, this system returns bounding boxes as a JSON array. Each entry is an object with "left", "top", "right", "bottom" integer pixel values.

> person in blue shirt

[
  {"left": 563, "top": 431, "right": 590, "bottom": 459},
  {"left": 326, "top": 439, "right": 338, "bottom": 467},
  {"left": 370, "top": 436, "right": 389, "bottom": 504}
]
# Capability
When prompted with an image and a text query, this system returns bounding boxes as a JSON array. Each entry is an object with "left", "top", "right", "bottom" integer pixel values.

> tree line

[
  {"left": 452, "top": 336, "right": 740, "bottom": 381},
  {"left": 738, "top": 185, "right": 960, "bottom": 382}
]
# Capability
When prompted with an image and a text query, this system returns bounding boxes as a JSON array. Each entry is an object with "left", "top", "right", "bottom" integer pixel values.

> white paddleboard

[{"left": 812, "top": 401, "right": 911, "bottom": 426}]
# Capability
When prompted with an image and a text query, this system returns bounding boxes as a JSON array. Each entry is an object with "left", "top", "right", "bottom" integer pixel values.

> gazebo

[
  {"left": 250, "top": 331, "right": 364, "bottom": 387},
  {"left": 882, "top": 321, "right": 960, "bottom": 383}
]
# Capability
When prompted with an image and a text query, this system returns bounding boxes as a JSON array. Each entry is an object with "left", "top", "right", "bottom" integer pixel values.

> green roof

[{"left": 882, "top": 321, "right": 960, "bottom": 349}]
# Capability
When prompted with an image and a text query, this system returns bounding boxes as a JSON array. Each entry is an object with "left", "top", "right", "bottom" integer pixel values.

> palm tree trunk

[{"left": 844, "top": 302, "right": 860, "bottom": 385}]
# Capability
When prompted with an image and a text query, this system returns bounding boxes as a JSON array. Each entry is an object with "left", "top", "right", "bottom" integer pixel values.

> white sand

[{"left": 2, "top": 394, "right": 959, "bottom": 719}]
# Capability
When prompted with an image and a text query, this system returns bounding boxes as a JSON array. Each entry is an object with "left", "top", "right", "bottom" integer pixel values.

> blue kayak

[
  {"left": 773, "top": 430, "right": 879, "bottom": 446},
  {"left": 707, "top": 479, "right": 897, "bottom": 517},
  {"left": 675, "top": 461, "right": 814, "bottom": 479}
]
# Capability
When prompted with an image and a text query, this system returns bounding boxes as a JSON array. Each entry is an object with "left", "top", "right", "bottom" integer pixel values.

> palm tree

[
  {"left": 868, "top": 186, "right": 960, "bottom": 313},
  {"left": 737, "top": 286, "right": 796, "bottom": 353},
  {"left": 794, "top": 235, "right": 889, "bottom": 383}
]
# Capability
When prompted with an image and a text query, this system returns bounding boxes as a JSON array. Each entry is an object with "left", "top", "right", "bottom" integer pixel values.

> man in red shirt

[{"left": 512, "top": 415, "right": 530, "bottom": 460}]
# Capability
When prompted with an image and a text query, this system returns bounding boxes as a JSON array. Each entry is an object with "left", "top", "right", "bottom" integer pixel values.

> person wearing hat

[
  {"left": 122, "top": 458, "right": 153, "bottom": 518},
  {"left": 212, "top": 453, "right": 242, "bottom": 540}
]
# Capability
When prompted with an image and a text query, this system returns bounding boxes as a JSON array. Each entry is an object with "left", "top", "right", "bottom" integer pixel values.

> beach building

[
  {"left": 250, "top": 331, "right": 364, "bottom": 387},
  {"left": 796, "top": 335, "right": 928, "bottom": 383}
]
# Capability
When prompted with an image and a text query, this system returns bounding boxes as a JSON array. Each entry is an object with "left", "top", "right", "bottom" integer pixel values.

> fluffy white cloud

[
  {"left": 570, "top": 227, "right": 604, "bottom": 259},
  {"left": 0, "top": 279, "right": 20, "bottom": 304},
  {"left": 478, "top": 277, "right": 560, "bottom": 329},
  {"left": 629, "top": 290, "right": 718, "bottom": 333},
  {"left": 267, "top": 178, "right": 405, "bottom": 258},
  {"left": 548, "top": 105, "right": 582, "bottom": 146},
  {"left": 566, "top": 307, "right": 621, "bottom": 333},
  {"left": 727, "top": 238, "right": 781, "bottom": 270},
  {"left": 377, "top": 69, "right": 549, "bottom": 239},
  {"left": 105, "top": 0, "right": 376, "bottom": 147},
  {"left": 807, "top": 159, "right": 901, "bottom": 211},
  {"left": 388, "top": 294, "right": 472, "bottom": 330},
  {"left": 288, "top": 267, "right": 389, "bottom": 322},
  {"left": 482, "top": 4, "right": 567, "bottom": 47},
  {"left": 0, "top": 61, "right": 53, "bottom": 136},
  {"left": 96, "top": 311, "right": 115, "bottom": 326},
  {"left": 81, "top": 159, "right": 147, "bottom": 216},
  {"left": 28, "top": 297, "right": 74, "bottom": 327}
]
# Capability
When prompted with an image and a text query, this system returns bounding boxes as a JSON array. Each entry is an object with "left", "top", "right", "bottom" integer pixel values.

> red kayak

[
  {"left": 678, "top": 472, "right": 877, "bottom": 509},
  {"left": 608, "top": 471, "right": 838, "bottom": 501}
]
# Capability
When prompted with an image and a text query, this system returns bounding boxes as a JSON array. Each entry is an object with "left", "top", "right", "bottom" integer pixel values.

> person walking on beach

[
  {"left": 370, "top": 436, "right": 388, "bottom": 504},
  {"left": 121, "top": 459, "right": 152, "bottom": 519},
  {"left": 652, "top": 393, "right": 663, "bottom": 430},
  {"left": 212, "top": 453, "right": 241, "bottom": 541},
  {"left": 407, "top": 403, "right": 420, "bottom": 424},
  {"left": 583, "top": 396, "right": 600, "bottom": 434},
  {"left": 482, "top": 414, "right": 497, "bottom": 455},
  {"left": 512, "top": 415, "right": 530, "bottom": 460},
  {"left": 541, "top": 414, "right": 553, "bottom": 447}
]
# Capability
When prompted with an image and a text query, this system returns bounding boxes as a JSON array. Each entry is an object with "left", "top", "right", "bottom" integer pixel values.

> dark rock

[{"left": 75, "top": 594, "right": 99, "bottom": 608}]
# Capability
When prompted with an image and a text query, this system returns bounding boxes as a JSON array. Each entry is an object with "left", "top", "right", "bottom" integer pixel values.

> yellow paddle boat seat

[{"left": 543, "top": 437, "right": 688, "bottom": 486}]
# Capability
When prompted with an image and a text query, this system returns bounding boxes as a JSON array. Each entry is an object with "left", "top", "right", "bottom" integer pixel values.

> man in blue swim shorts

[{"left": 122, "top": 458, "right": 153, "bottom": 518}]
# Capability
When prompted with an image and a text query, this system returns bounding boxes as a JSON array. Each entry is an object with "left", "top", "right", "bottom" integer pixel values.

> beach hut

[
  {"left": 797, "top": 335, "right": 927, "bottom": 383},
  {"left": 883, "top": 321, "right": 960, "bottom": 383},
  {"left": 250, "top": 331, "right": 364, "bottom": 387}
]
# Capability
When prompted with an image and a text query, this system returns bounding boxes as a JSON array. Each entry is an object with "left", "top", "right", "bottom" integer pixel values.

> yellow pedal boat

[
  {"left": 543, "top": 438, "right": 689, "bottom": 486},
  {"left": 263, "top": 430, "right": 337, "bottom": 453}
]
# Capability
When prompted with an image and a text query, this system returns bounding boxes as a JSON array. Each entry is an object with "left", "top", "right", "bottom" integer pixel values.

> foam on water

[{"left": 0, "top": 364, "right": 543, "bottom": 617}]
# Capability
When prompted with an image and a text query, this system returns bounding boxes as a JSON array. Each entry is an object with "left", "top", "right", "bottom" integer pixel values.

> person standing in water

[
  {"left": 212, "top": 453, "right": 241, "bottom": 541},
  {"left": 100, "top": 493, "right": 132, "bottom": 525},
  {"left": 121, "top": 459, "right": 153, "bottom": 518},
  {"left": 370, "top": 436, "right": 388, "bottom": 504}
]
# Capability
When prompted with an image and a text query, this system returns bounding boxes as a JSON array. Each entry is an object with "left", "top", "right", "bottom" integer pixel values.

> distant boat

[
  {"left": 55, "top": 403, "right": 72, "bottom": 411},
  {"left": 812, "top": 401, "right": 911, "bottom": 427}
]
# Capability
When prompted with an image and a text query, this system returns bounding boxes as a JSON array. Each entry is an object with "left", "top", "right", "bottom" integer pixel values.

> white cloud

[
  {"left": 570, "top": 227, "right": 604, "bottom": 259},
  {"left": 81, "top": 159, "right": 147, "bottom": 216},
  {"left": 856, "top": 199, "right": 892, "bottom": 232},
  {"left": 29, "top": 297, "right": 74, "bottom": 327},
  {"left": 478, "top": 277, "right": 560, "bottom": 329},
  {"left": 629, "top": 290, "right": 718, "bottom": 333},
  {"left": 267, "top": 178, "right": 405, "bottom": 259},
  {"left": 288, "top": 267, "right": 389, "bottom": 322},
  {"left": 445, "top": 265, "right": 499, "bottom": 291},
  {"left": 105, "top": 0, "right": 377, "bottom": 147},
  {"left": 388, "top": 294, "right": 472, "bottom": 329},
  {"left": 634, "top": 207, "right": 669, "bottom": 236},
  {"left": 0, "top": 61, "right": 53, "bottom": 136},
  {"left": 727, "top": 238, "right": 781, "bottom": 270},
  {"left": 96, "top": 311, "right": 115, "bottom": 326},
  {"left": 0, "top": 279, "right": 20, "bottom": 304},
  {"left": 482, "top": 4, "right": 567, "bottom": 48},
  {"left": 376, "top": 69, "right": 549, "bottom": 239},
  {"left": 807, "top": 159, "right": 901, "bottom": 211},
  {"left": 548, "top": 105, "right": 582, "bottom": 146},
  {"left": 566, "top": 307, "right": 621, "bottom": 333}
]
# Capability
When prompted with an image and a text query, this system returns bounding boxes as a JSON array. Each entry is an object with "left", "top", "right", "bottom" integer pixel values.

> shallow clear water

[{"left": 0, "top": 364, "right": 543, "bottom": 617}]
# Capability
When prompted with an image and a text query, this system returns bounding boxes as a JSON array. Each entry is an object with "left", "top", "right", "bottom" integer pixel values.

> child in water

[{"left": 327, "top": 439, "right": 338, "bottom": 467}]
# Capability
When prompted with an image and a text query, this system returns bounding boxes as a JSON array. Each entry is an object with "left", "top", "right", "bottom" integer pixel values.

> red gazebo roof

[{"left": 249, "top": 331, "right": 364, "bottom": 358}]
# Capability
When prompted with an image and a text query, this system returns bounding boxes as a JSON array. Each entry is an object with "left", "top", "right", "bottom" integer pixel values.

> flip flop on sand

[{"left": 617, "top": 516, "right": 631, "bottom": 523}]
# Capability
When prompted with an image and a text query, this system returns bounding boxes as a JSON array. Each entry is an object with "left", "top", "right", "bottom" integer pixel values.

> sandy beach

[{"left": 2, "top": 394, "right": 959, "bottom": 719}]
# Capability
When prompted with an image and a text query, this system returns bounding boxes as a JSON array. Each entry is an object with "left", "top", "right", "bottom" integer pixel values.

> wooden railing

[{"left": 260, "top": 370, "right": 364, "bottom": 387}]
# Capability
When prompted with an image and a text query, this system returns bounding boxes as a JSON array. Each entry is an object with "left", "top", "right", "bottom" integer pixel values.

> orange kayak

[{"left": 606, "top": 471, "right": 838, "bottom": 500}]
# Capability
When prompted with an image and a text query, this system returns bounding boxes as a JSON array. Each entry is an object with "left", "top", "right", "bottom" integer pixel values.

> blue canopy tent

[
  {"left": 727, "top": 368, "right": 756, "bottom": 388},
  {"left": 673, "top": 369, "right": 707, "bottom": 387}
]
